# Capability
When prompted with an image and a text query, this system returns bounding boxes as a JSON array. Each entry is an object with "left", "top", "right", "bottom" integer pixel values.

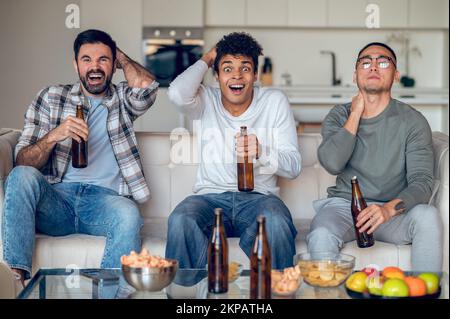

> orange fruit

[
  {"left": 404, "top": 276, "right": 427, "bottom": 297},
  {"left": 382, "top": 266, "right": 405, "bottom": 280}
]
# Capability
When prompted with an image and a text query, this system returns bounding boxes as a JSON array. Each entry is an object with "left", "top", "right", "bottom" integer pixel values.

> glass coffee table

[{"left": 18, "top": 268, "right": 449, "bottom": 299}]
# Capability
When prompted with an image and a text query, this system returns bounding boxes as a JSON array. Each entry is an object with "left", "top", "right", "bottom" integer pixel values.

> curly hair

[{"left": 213, "top": 32, "right": 263, "bottom": 74}]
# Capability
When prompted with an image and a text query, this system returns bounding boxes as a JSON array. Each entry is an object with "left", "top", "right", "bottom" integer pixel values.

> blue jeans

[
  {"left": 2, "top": 166, "right": 143, "bottom": 280},
  {"left": 165, "top": 192, "right": 297, "bottom": 270}
]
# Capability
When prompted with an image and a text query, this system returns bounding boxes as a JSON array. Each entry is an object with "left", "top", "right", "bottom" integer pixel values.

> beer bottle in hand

[
  {"left": 250, "top": 215, "right": 271, "bottom": 299},
  {"left": 208, "top": 208, "right": 229, "bottom": 293},
  {"left": 237, "top": 126, "right": 254, "bottom": 192},
  {"left": 71, "top": 105, "right": 88, "bottom": 168},
  {"left": 351, "top": 176, "right": 374, "bottom": 248}
]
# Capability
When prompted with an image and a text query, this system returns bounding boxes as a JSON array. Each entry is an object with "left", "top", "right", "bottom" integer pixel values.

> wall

[
  {"left": 0, "top": 0, "right": 81, "bottom": 130},
  {"left": 203, "top": 28, "right": 445, "bottom": 89},
  {"left": 444, "top": 30, "right": 449, "bottom": 88}
]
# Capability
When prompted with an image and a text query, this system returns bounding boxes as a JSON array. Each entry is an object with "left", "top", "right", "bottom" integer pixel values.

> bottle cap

[
  {"left": 256, "top": 215, "right": 266, "bottom": 223},
  {"left": 214, "top": 208, "right": 223, "bottom": 216}
]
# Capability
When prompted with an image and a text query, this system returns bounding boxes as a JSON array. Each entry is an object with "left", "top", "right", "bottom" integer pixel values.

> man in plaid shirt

[{"left": 2, "top": 29, "right": 158, "bottom": 290}]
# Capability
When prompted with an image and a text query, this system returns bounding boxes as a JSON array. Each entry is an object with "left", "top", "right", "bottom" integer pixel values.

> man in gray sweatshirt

[{"left": 306, "top": 42, "right": 443, "bottom": 272}]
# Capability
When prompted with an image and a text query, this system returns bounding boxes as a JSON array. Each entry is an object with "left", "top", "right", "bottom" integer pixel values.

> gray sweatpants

[{"left": 306, "top": 197, "right": 443, "bottom": 272}]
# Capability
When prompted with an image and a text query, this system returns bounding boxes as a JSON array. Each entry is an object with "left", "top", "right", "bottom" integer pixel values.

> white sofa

[{"left": 0, "top": 129, "right": 448, "bottom": 276}]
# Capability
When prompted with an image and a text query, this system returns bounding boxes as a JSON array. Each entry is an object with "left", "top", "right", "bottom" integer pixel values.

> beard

[{"left": 78, "top": 68, "right": 113, "bottom": 95}]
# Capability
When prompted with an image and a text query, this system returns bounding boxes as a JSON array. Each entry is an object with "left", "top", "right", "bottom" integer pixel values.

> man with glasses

[{"left": 306, "top": 42, "right": 442, "bottom": 272}]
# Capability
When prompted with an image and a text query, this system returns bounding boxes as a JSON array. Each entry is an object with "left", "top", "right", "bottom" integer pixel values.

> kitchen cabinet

[
  {"left": 327, "top": 0, "right": 367, "bottom": 28},
  {"left": 80, "top": 0, "right": 143, "bottom": 68},
  {"left": 246, "top": 0, "right": 288, "bottom": 27},
  {"left": 408, "top": 0, "right": 447, "bottom": 28},
  {"left": 205, "top": 0, "right": 246, "bottom": 26},
  {"left": 133, "top": 88, "right": 184, "bottom": 132},
  {"left": 368, "top": 0, "right": 408, "bottom": 28},
  {"left": 143, "top": 0, "right": 203, "bottom": 27},
  {"left": 288, "top": 0, "right": 327, "bottom": 27}
]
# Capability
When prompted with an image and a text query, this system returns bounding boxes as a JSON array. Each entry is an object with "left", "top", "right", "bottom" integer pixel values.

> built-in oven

[{"left": 143, "top": 27, "right": 204, "bottom": 87}]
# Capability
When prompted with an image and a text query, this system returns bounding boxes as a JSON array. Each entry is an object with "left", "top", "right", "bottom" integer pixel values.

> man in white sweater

[{"left": 165, "top": 32, "right": 301, "bottom": 269}]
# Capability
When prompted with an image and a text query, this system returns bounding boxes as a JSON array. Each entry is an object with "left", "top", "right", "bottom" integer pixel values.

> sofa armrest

[
  {"left": 0, "top": 129, "right": 21, "bottom": 258},
  {"left": 430, "top": 132, "right": 449, "bottom": 274}
]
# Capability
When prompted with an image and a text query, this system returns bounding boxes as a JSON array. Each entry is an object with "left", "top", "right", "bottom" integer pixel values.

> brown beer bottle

[
  {"left": 208, "top": 208, "right": 229, "bottom": 293},
  {"left": 237, "top": 126, "right": 254, "bottom": 192},
  {"left": 250, "top": 215, "right": 271, "bottom": 299},
  {"left": 71, "top": 105, "right": 88, "bottom": 168},
  {"left": 351, "top": 176, "right": 374, "bottom": 248}
]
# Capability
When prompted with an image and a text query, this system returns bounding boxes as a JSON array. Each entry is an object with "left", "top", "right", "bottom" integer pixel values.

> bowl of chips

[
  {"left": 271, "top": 265, "right": 302, "bottom": 296},
  {"left": 121, "top": 249, "right": 179, "bottom": 291},
  {"left": 228, "top": 262, "right": 243, "bottom": 283},
  {"left": 294, "top": 252, "right": 355, "bottom": 288}
]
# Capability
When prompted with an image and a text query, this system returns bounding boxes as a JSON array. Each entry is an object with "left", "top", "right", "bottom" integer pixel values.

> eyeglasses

[{"left": 356, "top": 55, "right": 396, "bottom": 70}]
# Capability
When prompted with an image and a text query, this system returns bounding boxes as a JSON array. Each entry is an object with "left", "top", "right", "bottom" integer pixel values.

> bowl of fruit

[{"left": 345, "top": 265, "right": 442, "bottom": 299}]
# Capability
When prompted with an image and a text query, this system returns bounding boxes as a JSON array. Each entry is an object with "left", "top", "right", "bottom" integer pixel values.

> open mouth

[
  {"left": 228, "top": 84, "right": 245, "bottom": 95},
  {"left": 87, "top": 72, "right": 105, "bottom": 85}
]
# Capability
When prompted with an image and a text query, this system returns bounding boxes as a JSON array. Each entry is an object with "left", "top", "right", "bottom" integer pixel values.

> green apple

[
  {"left": 381, "top": 278, "right": 409, "bottom": 297},
  {"left": 418, "top": 273, "right": 440, "bottom": 294}
]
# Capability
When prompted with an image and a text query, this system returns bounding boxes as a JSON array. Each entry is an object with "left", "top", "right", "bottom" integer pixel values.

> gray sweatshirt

[{"left": 318, "top": 98, "right": 434, "bottom": 212}]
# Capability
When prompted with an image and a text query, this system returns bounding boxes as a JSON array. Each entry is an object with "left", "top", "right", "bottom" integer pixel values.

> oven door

[{"left": 145, "top": 43, "right": 202, "bottom": 87}]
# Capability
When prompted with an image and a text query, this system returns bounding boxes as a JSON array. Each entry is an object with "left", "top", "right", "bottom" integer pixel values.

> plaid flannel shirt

[{"left": 15, "top": 80, "right": 159, "bottom": 203}]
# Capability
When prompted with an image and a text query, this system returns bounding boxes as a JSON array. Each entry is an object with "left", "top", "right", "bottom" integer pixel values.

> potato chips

[{"left": 121, "top": 248, "right": 173, "bottom": 268}]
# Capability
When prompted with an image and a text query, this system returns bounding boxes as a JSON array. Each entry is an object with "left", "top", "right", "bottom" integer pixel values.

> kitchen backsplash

[{"left": 203, "top": 28, "right": 446, "bottom": 89}]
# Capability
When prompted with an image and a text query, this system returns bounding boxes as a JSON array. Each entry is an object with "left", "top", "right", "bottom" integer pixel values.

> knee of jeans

[
  {"left": 112, "top": 203, "right": 143, "bottom": 232},
  {"left": 409, "top": 204, "right": 442, "bottom": 231},
  {"left": 6, "top": 166, "right": 41, "bottom": 187},
  {"left": 259, "top": 197, "right": 291, "bottom": 220},
  {"left": 168, "top": 209, "right": 195, "bottom": 231},
  {"left": 307, "top": 227, "right": 334, "bottom": 243}
]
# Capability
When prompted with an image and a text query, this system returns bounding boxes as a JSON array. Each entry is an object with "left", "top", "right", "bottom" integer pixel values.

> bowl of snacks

[
  {"left": 294, "top": 252, "right": 355, "bottom": 288},
  {"left": 271, "top": 265, "right": 302, "bottom": 296},
  {"left": 121, "top": 248, "right": 179, "bottom": 291},
  {"left": 228, "top": 261, "right": 243, "bottom": 283}
]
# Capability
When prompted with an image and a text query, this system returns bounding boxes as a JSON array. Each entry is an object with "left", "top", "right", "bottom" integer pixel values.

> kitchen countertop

[
  {"left": 276, "top": 86, "right": 449, "bottom": 133},
  {"left": 274, "top": 85, "right": 449, "bottom": 105}
]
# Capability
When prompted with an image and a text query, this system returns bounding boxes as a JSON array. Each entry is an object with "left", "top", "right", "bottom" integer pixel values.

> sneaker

[{"left": 0, "top": 262, "right": 24, "bottom": 298}]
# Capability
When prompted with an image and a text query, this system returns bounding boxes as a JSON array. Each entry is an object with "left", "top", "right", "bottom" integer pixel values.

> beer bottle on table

[
  {"left": 208, "top": 208, "right": 229, "bottom": 293},
  {"left": 250, "top": 215, "right": 271, "bottom": 299},
  {"left": 71, "top": 105, "right": 88, "bottom": 168},
  {"left": 351, "top": 176, "right": 375, "bottom": 248},
  {"left": 237, "top": 126, "right": 254, "bottom": 192}
]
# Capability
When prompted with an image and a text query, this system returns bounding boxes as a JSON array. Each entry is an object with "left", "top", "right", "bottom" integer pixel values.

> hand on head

[{"left": 201, "top": 47, "right": 217, "bottom": 68}]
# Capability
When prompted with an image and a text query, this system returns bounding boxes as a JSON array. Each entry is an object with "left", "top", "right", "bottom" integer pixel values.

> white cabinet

[
  {"left": 205, "top": 0, "right": 246, "bottom": 26},
  {"left": 369, "top": 0, "right": 408, "bottom": 28},
  {"left": 143, "top": 0, "right": 203, "bottom": 27},
  {"left": 81, "top": 0, "right": 143, "bottom": 68},
  {"left": 133, "top": 88, "right": 183, "bottom": 132},
  {"left": 288, "top": 0, "right": 327, "bottom": 27},
  {"left": 408, "top": 0, "right": 447, "bottom": 28},
  {"left": 327, "top": 0, "right": 367, "bottom": 27},
  {"left": 246, "top": 0, "right": 288, "bottom": 27}
]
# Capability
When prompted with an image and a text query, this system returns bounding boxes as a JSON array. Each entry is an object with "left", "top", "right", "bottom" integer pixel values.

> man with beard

[
  {"left": 306, "top": 42, "right": 443, "bottom": 272},
  {"left": 2, "top": 29, "right": 158, "bottom": 291}
]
